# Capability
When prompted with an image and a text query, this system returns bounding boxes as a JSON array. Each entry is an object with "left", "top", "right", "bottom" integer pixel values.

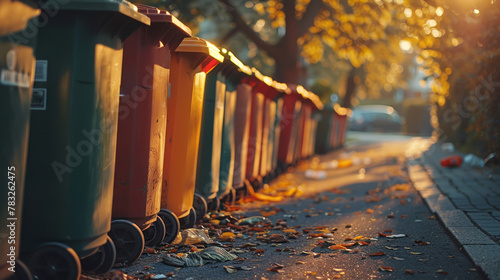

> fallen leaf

[
  {"left": 248, "top": 227, "right": 266, "bottom": 232},
  {"left": 369, "top": 252, "right": 386, "bottom": 256},
  {"left": 358, "top": 241, "right": 369, "bottom": 246},
  {"left": 238, "top": 243, "right": 257, "bottom": 248},
  {"left": 313, "top": 252, "right": 321, "bottom": 258},
  {"left": 355, "top": 211, "right": 362, "bottom": 215},
  {"left": 296, "top": 261, "right": 306, "bottom": 264},
  {"left": 410, "top": 252, "right": 423, "bottom": 255},
  {"left": 400, "top": 200, "right": 407, "bottom": 206},
  {"left": 332, "top": 268, "right": 343, "bottom": 272},
  {"left": 391, "top": 184, "right": 410, "bottom": 191},
  {"left": 379, "top": 266, "right": 394, "bottom": 272},
  {"left": 267, "top": 263, "right": 285, "bottom": 273},
  {"left": 254, "top": 249, "right": 265, "bottom": 254},
  {"left": 385, "top": 246, "right": 398, "bottom": 251},
  {"left": 415, "top": 240, "right": 430, "bottom": 246},
  {"left": 261, "top": 210, "right": 277, "bottom": 217},
  {"left": 401, "top": 215, "right": 407, "bottom": 219},
  {"left": 144, "top": 248, "right": 157, "bottom": 254},
  {"left": 393, "top": 257, "right": 405, "bottom": 261},
  {"left": 224, "top": 266, "right": 237, "bottom": 273},
  {"left": 353, "top": 236, "right": 364, "bottom": 240},
  {"left": 387, "top": 214, "right": 395, "bottom": 218},
  {"left": 304, "top": 271, "right": 317, "bottom": 276},
  {"left": 340, "top": 243, "right": 357, "bottom": 248},
  {"left": 436, "top": 270, "right": 448, "bottom": 275},
  {"left": 405, "top": 269, "right": 414, "bottom": 275},
  {"left": 378, "top": 229, "right": 394, "bottom": 237},
  {"left": 329, "top": 245, "right": 348, "bottom": 250},
  {"left": 253, "top": 193, "right": 283, "bottom": 202},
  {"left": 267, "top": 234, "right": 289, "bottom": 243},
  {"left": 366, "top": 208, "right": 374, "bottom": 214}
]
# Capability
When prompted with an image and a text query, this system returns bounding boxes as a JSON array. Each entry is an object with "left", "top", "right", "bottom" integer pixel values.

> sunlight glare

[{"left": 399, "top": 40, "right": 412, "bottom": 51}]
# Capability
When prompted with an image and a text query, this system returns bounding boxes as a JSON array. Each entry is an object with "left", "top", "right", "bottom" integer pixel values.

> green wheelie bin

[
  {"left": 270, "top": 97, "right": 284, "bottom": 178},
  {"left": 195, "top": 50, "right": 251, "bottom": 212},
  {"left": 194, "top": 47, "right": 225, "bottom": 218},
  {"left": 21, "top": 1, "right": 149, "bottom": 279},
  {"left": 0, "top": 1, "right": 40, "bottom": 279},
  {"left": 315, "top": 103, "right": 335, "bottom": 154}
]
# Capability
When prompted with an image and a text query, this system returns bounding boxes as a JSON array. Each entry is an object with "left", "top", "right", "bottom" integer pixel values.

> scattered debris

[{"left": 162, "top": 247, "right": 237, "bottom": 267}]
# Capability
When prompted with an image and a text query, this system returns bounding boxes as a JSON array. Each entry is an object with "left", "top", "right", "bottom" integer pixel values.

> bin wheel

[
  {"left": 207, "top": 196, "right": 220, "bottom": 212},
  {"left": 109, "top": 220, "right": 144, "bottom": 266},
  {"left": 251, "top": 177, "right": 263, "bottom": 191},
  {"left": 81, "top": 236, "right": 116, "bottom": 275},
  {"left": 28, "top": 242, "right": 81, "bottom": 280},
  {"left": 158, "top": 209, "right": 180, "bottom": 244},
  {"left": 180, "top": 207, "right": 197, "bottom": 229},
  {"left": 143, "top": 217, "right": 166, "bottom": 247},
  {"left": 193, "top": 193, "right": 207, "bottom": 221},
  {"left": 7, "top": 259, "right": 32, "bottom": 280}
]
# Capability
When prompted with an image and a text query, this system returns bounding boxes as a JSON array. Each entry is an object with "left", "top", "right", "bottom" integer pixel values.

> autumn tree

[{"left": 139, "top": 0, "right": 436, "bottom": 107}]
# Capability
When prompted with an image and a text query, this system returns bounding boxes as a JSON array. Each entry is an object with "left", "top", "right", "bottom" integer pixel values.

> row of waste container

[{"left": 0, "top": 1, "right": 350, "bottom": 279}]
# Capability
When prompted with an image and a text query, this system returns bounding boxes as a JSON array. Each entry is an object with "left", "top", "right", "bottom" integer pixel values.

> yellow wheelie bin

[{"left": 160, "top": 37, "right": 223, "bottom": 231}]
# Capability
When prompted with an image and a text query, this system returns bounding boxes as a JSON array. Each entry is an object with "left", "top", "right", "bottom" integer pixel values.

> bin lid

[
  {"left": 251, "top": 68, "right": 283, "bottom": 100},
  {"left": 333, "top": 103, "right": 351, "bottom": 116},
  {"left": 0, "top": 0, "right": 40, "bottom": 36},
  {"left": 135, "top": 5, "right": 191, "bottom": 36},
  {"left": 175, "top": 37, "right": 224, "bottom": 73},
  {"left": 45, "top": 0, "right": 150, "bottom": 26},
  {"left": 289, "top": 84, "right": 324, "bottom": 110}
]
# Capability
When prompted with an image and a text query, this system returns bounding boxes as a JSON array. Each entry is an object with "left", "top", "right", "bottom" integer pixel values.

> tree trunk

[{"left": 341, "top": 67, "right": 358, "bottom": 108}]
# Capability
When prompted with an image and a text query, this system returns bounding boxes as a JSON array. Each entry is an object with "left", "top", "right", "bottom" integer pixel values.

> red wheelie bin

[
  {"left": 245, "top": 69, "right": 279, "bottom": 190},
  {"left": 160, "top": 37, "right": 223, "bottom": 232},
  {"left": 111, "top": 5, "right": 192, "bottom": 263},
  {"left": 330, "top": 104, "right": 350, "bottom": 149},
  {"left": 232, "top": 82, "right": 253, "bottom": 198},
  {"left": 278, "top": 86, "right": 303, "bottom": 172}
]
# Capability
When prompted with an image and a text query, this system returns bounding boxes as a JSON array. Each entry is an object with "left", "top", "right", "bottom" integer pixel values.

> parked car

[{"left": 348, "top": 105, "right": 403, "bottom": 132}]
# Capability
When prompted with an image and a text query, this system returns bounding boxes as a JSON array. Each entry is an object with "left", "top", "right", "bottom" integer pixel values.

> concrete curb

[{"left": 407, "top": 159, "right": 500, "bottom": 280}]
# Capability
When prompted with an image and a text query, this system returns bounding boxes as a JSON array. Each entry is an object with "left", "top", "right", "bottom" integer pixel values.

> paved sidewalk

[{"left": 407, "top": 141, "right": 500, "bottom": 280}]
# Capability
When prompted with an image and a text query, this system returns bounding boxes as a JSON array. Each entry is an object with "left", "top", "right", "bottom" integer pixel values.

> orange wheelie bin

[
  {"left": 111, "top": 5, "right": 192, "bottom": 262},
  {"left": 160, "top": 37, "right": 223, "bottom": 233}
]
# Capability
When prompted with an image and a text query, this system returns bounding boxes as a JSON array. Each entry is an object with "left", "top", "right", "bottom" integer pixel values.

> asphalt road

[{"left": 99, "top": 132, "right": 485, "bottom": 280}]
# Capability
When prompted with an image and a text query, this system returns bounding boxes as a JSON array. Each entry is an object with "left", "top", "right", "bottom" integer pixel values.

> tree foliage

[{"left": 135, "top": 0, "right": 499, "bottom": 155}]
